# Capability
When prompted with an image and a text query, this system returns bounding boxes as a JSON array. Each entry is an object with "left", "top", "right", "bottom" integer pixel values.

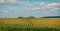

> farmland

[{"left": 0, "top": 18, "right": 60, "bottom": 31}]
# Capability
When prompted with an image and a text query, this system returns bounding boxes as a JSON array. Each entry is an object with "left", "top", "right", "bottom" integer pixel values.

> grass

[
  {"left": 0, "top": 18, "right": 60, "bottom": 31},
  {"left": 0, "top": 25, "right": 60, "bottom": 31}
]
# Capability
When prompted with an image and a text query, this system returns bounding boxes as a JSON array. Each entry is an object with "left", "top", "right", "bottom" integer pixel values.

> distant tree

[
  {"left": 27, "top": 16, "right": 35, "bottom": 18},
  {"left": 4, "top": 17, "right": 7, "bottom": 18},
  {"left": 18, "top": 17, "right": 24, "bottom": 18}
]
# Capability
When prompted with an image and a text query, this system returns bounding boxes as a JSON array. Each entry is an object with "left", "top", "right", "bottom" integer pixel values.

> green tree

[
  {"left": 18, "top": 17, "right": 24, "bottom": 18},
  {"left": 27, "top": 16, "right": 35, "bottom": 18}
]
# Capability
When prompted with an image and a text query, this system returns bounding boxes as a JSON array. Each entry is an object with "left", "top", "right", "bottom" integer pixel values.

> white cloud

[
  {"left": 0, "top": 0, "right": 5, "bottom": 3},
  {"left": 7, "top": 0, "right": 17, "bottom": 3},
  {"left": 54, "top": 7, "right": 60, "bottom": 10},
  {"left": 24, "top": 2, "right": 60, "bottom": 13},
  {"left": 35, "top": 2, "right": 45, "bottom": 6},
  {"left": 0, "top": 0, "right": 20, "bottom": 3},
  {"left": 45, "top": 2, "right": 60, "bottom": 7},
  {"left": 31, "top": 7, "right": 40, "bottom": 10},
  {"left": 38, "top": 2, "right": 60, "bottom": 12},
  {"left": 0, "top": 10, "right": 8, "bottom": 13},
  {"left": 50, "top": 7, "right": 60, "bottom": 12},
  {"left": 28, "top": 3, "right": 32, "bottom": 7}
]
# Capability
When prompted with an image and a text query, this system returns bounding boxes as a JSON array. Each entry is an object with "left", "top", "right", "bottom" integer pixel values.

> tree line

[{"left": 18, "top": 16, "right": 35, "bottom": 18}]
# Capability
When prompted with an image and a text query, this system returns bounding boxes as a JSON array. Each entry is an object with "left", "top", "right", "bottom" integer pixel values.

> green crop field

[{"left": 0, "top": 18, "right": 60, "bottom": 31}]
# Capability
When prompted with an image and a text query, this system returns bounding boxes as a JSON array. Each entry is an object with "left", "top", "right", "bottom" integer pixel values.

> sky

[{"left": 0, "top": 0, "right": 60, "bottom": 18}]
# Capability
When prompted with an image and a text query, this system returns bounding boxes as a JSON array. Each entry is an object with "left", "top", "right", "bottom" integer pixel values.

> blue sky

[{"left": 0, "top": 0, "right": 60, "bottom": 18}]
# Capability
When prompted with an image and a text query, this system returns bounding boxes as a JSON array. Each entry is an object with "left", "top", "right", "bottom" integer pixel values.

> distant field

[{"left": 0, "top": 18, "right": 60, "bottom": 31}]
